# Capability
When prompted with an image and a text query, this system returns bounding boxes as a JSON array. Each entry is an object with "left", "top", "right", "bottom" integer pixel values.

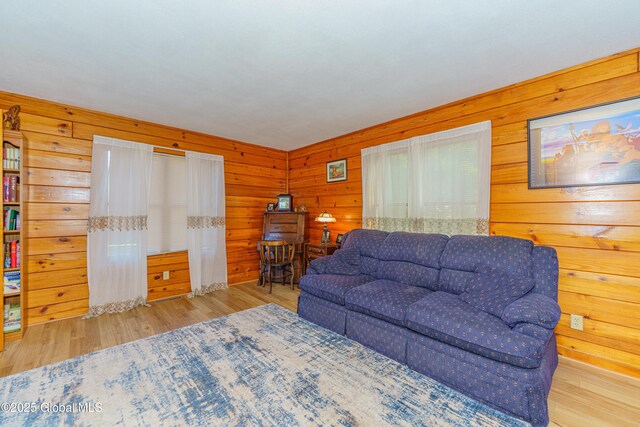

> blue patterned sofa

[{"left": 297, "top": 229, "right": 561, "bottom": 426}]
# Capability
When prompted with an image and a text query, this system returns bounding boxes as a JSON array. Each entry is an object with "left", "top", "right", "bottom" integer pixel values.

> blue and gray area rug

[{"left": 0, "top": 304, "right": 527, "bottom": 426}]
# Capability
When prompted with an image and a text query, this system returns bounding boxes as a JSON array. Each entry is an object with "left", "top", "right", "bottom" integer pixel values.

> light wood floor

[{"left": 1, "top": 281, "right": 638, "bottom": 426}]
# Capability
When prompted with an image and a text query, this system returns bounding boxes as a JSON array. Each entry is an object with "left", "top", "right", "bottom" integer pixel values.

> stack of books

[
  {"left": 3, "top": 208, "right": 20, "bottom": 231},
  {"left": 3, "top": 240, "right": 20, "bottom": 268},
  {"left": 3, "top": 271, "right": 20, "bottom": 295},
  {"left": 2, "top": 175, "right": 19, "bottom": 202},
  {"left": 3, "top": 301, "right": 20, "bottom": 333},
  {"left": 2, "top": 146, "right": 20, "bottom": 170}
]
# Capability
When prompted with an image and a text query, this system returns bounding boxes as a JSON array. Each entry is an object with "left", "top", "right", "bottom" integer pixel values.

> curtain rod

[{"left": 153, "top": 146, "right": 185, "bottom": 157}]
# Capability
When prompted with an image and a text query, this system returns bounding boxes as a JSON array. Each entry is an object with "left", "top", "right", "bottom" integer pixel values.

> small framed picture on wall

[{"left": 326, "top": 159, "right": 347, "bottom": 183}]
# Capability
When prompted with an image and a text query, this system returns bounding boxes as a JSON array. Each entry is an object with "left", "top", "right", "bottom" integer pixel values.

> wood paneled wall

[
  {"left": 0, "top": 92, "right": 286, "bottom": 325},
  {"left": 289, "top": 48, "right": 640, "bottom": 378}
]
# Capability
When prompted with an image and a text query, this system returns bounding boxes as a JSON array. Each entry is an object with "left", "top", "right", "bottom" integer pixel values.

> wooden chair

[{"left": 258, "top": 240, "right": 296, "bottom": 293}]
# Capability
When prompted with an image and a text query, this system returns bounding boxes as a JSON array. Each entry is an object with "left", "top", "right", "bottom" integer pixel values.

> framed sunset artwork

[{"left": 528, "top": 96, "right": 640, "bottom": 189}]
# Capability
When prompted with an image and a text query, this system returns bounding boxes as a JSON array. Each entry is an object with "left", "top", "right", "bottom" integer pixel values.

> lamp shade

[{"left": 315, "top": 210, "right": 337, "bottom": 223}]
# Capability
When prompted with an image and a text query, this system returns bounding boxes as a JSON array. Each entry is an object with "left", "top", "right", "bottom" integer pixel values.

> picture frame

[
  {"left": 528, "top": 96, "right": 640, "bottom": 189},
  {"left": 276, "top": 194, "right": 292, "bottom": 211},
  {"left": 326, "top": 159, "right": 347, "bottom": 183},
  {"left": 336, "top": 233, "right": 344, "bottom": 245},
  {"left": 266, "top": 203, "right": 275, "bottom": 212}
]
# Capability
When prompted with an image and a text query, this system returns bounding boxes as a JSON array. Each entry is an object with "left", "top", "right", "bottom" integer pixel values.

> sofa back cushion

[
  {"left": 437, "top": 235, "right": 534, "bottom": 294},
  {"left": 326, "top": 248, "right": 361, "bottom": 276},
  {"left": 376, "top": 232, "right": 448, "bottom": 289},
  {"left": 531, "top": 246, "right": 559, "bottom": 299},
  {"left": 459, "top": 267, "right": 536, "bottom": 317},
  {"left": 340, "top": 229, "right": 558, "bottom": 300},
  {"left": 341, "top": 229, "right": 389, "bottom": 275}
]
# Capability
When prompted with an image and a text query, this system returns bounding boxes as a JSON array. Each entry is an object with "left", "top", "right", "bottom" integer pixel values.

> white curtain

[
  {"left": 362, "top": 139, "right": 410, "bottom": 231},
  {"left": 362, "top": 121, "right": 491, "bottom": 235},
  {"left": 186, "top": 151, "right": 228, "bottom": 296},
  {"left": 87, "top": 136, "right": 153, "bottom": 317}
]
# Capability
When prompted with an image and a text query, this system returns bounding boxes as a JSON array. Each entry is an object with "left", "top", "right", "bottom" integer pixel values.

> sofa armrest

[
  {"left": 512, "top": 323, "right": 554, "bottom": 342},
  {"left": 502, "top": 293, "right": 561, "bottom": 329},
  {"left": 307, "top": 256, "right": 331, "bottom": 275}
]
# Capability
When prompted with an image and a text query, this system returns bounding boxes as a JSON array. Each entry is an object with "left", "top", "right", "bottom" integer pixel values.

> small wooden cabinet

[
  {"left": 262, "top": 211, "right": 308, "bottom": 242},
  {"left": 304, "top": 243, "right": 338, "bottom": 275}
]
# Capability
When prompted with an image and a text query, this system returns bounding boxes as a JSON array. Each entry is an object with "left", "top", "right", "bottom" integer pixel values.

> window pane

[{"left": 147, "top": 154, "right": 187, "bottom": 254}]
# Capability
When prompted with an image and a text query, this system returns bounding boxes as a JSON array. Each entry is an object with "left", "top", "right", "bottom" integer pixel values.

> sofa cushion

[
  {"left": 306, "top": 256, "right": 331, "bottom": 275},
  {"left": 345, "top": 280, "right": 432, "bottom": 326},
  {"left": 341, "top": 229, "right": 389, "bottom": 275},
  {"left": 376, "top": 232, "right": 448, "bottom": 289},
  {"left": 299, "top": 274, "right": 374, "bottom": 306},
  {"left": 326, "top": 248, "right": 361, "bottom": 276},
  {"left": 438, "top": 236, "right": 534, "bottom": 294},
  {"left": 405, "top": 291, "right": 548, "bottom": 368},
  {"left": 459, "top": 268, "right": 535, "bottom": 317},
  {"left": 377, "top": 232, "right": 448, "bottom": 266},
  {"left": 501, "top": 293, "right": 561, "bottom": 329},
  {"left": 532, "top": 246, "right": 559, "bottom": 299}
]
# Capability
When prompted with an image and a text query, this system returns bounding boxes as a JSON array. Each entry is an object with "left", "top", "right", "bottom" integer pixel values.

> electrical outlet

[
  {"left": 570, "top": 314, "right": 583, "bottom": 331},
  {"left": 162, "top": 271, "right": 170, "bottom": 280}
]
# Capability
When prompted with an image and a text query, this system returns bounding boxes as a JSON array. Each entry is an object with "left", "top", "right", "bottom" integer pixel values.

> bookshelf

[{"left": 1, "top": 125, "right": 24, "bottom": 346}]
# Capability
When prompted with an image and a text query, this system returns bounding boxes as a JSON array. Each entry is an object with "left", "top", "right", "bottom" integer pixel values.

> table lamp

[{"left": 315, "top": 210, "right": 337, "bottom": 244}]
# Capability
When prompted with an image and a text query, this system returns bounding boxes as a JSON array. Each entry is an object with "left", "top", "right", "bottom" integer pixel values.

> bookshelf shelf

[{"left": 1, "top": 125, "right": 24, "bottom": 350}]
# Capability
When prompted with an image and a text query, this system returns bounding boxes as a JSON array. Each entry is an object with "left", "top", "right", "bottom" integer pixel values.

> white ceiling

[{"left": 1, "top": 1, "right": 639, "bottom": 151}]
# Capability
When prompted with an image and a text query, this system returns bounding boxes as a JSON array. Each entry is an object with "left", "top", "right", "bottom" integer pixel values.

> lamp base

[{"left": 320, "top": 224, "right": 331, "bottom": 244}]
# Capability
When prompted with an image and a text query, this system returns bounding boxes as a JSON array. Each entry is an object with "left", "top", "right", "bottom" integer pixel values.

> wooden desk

[
  {"left": 304, "top": 243, "right": 338, "bottom": 275},
  {"left": 261, "top": 211, "right": 309, "bottom": 284}
]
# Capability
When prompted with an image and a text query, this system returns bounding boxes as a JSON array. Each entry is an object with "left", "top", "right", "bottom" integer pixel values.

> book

[
  {"left": 3, "top": 271, "right": 20, "bottom": 279},
  {"left": 3, "top": 283, "right": 19, "bottom": 295},
  {"left": 2, "top": 146, "right": 20, "bottom": 170},
  {"left": 9, "top": 175, "right": 17, "bottom": 202},
  {"left": 3, "top": 209, "right": 18, "bottom": 230},
  {"left": 2, "top": 177, "right": 9, "bottom": 202},
  {"left": 10, "top": 240, "right": 17, "bottom": 268},
  {"left": 4, "top": 270, "right": 20, "bottom": 293},
  {"left": 3, "top": 301, "right": 20, "bottom": 333},
  {"left": 3, "top": 242, "right": 10, "bottom": 268}
]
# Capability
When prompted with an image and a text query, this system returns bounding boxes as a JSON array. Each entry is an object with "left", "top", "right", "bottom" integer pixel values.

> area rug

[{"left": 0, "top": 304, "right": 527, "bottom": 426}]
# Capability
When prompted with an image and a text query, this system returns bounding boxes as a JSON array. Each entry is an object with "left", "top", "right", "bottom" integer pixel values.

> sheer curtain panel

[
  {"left": 87, "top": 136, "right": 153, "bottom": 317},
  {"left": 408, "top": 121, "right": 491, "bottom": 235},
  {"left": 186, "top": 151, "right": 228, "bottom": 296},
  {"left": 362, "top": 121, "right": 491, "bottom": 235},
  {"left": 362, "top": 140, "right": 410, "bottom": 231}
]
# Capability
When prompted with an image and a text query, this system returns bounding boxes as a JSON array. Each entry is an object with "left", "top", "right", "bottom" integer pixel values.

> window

[
  {"left": 362, "top": 121, "right": 491, "bottom": 235},
  {"left": 147, "top": 153, "right": 187, "bottom": 254}
]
